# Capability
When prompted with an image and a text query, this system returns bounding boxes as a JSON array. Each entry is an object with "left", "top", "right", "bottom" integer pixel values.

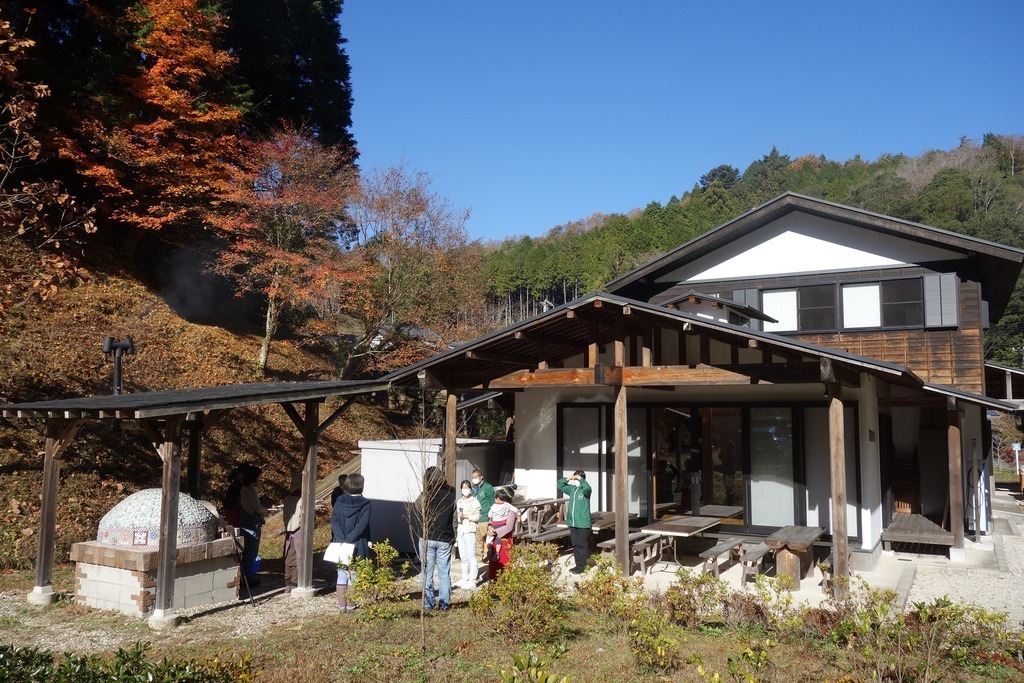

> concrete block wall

[{"left": 71, "top": 537, "right": 239, "bottom": 617}]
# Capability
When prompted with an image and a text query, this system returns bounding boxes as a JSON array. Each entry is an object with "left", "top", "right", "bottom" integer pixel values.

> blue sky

[{"left": 341, "top": 1, "right": 1023, "bottom": 243}]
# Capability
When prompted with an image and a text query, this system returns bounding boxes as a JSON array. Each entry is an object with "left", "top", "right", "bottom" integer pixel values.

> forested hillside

[
  {"left": 483, "top": 141, "right": 1024, "bottom": 364},
  {"left": 1, "top": 2, "right": 1023, "bottom": 569}
]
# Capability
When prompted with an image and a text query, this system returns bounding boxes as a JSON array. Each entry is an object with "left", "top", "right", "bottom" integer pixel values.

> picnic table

[
  {"left": 515, "top": 497, "right": 565, "bottom": 537},
  {"left": 557, "top": 510, "right": 636, "bottom": 532},
  {"left": 764, "top": 525, "right": 824, "bottom": 587},
  {"left": 683, "top": 505, "right": 743, "bottom": 521},
  {"left": 639, "top": 515, "right": 722, "bottom": 565}
]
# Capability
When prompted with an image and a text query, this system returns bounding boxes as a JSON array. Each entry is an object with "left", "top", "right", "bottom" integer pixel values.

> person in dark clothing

[
  {"left": 330, "top": 474, "right": 348, "bottom": 507},
  {"left": 412, "top": 467, "right": 457, "bottom": 610},
  {"left": 331, "top": 473, "right": 371, "bottom": 611},
  {"left": 221, "top": 466, "right": 244, "bottom": 527}
]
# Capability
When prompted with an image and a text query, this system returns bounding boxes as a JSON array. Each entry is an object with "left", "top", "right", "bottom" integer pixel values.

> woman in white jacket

[{"left": 456, "top": 479, "right": 482, "bottom": 588}]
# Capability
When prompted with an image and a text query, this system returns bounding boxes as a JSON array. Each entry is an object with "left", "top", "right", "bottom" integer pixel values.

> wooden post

[
  {"left": 827, "top": 382, "right": 849, "bottom": 599},
  {"left": 150, "top": 418, "right": 183, "bottom": 630},
  {"left": 613, "top": 315, "right": 628, "bottom": 573},
  {"left": 613, "top": 384, "right": 629, "bottom": 573},
  {"left": 295, "top": 401, "right": 319, "bottom": 597},
  {"left": 185, "top": 421, "right": 201, "bottom": 498},
  {"left": 444, "top": 391, "right": 458, "bottom": 485},
  {"left": 28, "top": 417, "right": 81, "bottom": 606},
  {"left": 947, "top": 399, "right": 965, "bottom": 549}
]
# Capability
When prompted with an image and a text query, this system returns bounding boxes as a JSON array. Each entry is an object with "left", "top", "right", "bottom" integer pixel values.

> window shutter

[
  {"left": 733, "top": 288, "right": 761, "bottom": 330},
  {"left": 924, "top": 273, "right": 958, "bottom": 327}
]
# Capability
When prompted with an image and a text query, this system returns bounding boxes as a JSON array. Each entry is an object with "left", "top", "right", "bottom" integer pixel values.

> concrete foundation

[{"left": 70, "top": 537, "right": 239, "bottom": 617}]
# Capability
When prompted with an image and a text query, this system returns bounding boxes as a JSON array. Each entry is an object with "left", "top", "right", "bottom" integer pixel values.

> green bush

[
  {"left": 0, "top": 641, "right": 256, "bottom": 682},
  {"left": 500, "top": 645, "right": 570, "bottom": 683},
  {"left": 627, "top": 604, "right": 683, "bottom": 675},
  {"left": 693, "top": 639, "right": 778, "bottom": 683},
  {"left": 469, "top": 542, "right": 566, "bottom": 644},
  {"left": 349, "top": 538, "right": 409, "bottom": 620},
  {"left": 572, "top": 555, "right": 647, "bottom": 628},
  {"left": 664, "top": 567, "right": 728, "bottom": 628}
]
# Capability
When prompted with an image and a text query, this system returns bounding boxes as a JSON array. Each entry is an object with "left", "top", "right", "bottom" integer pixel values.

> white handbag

[{"left": 323, "top": 542, "right": 355, "bottom": 565}]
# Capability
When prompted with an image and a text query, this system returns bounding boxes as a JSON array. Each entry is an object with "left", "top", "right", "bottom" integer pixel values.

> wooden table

[
  {"left": 764, "top": 525, "right": 824, "bottom": 587},
  {"left": 639, "top": 515, "right": 723, "bottom": 565},
  {"left": 684, "top": 505, "right": 743, "bottom": 520},
  {"left": 516, "top": 498, "right": 565, "bottom": 536},
  {"left": 558, "top": 511, "right": 635, "bottom": 532}
]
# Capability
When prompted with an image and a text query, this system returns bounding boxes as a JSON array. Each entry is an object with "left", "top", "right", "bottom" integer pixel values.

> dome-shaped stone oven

[{"left": 97, "top": 489, "right": 218, "bottom": 549}]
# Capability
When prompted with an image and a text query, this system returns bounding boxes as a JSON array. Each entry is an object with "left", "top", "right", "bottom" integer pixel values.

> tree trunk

[{"left": 258, "top": 295, "right": 280, "bottom": 374}]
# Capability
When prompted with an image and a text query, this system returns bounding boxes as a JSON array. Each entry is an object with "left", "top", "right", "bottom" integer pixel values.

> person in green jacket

[
  {"left": 557, "top": 470, "right": 592, "bottom": 574},
  {"left": 471, "top": 468, "right": 495, "bottom": 569}
]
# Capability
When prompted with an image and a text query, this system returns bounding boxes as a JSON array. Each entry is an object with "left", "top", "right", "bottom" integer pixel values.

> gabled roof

[
  {"left": 381, "top": 292, "right": 1010, "bottom": 412},
  {"left": 606, "top": 193, "right": 1024, "bottom": 318}
]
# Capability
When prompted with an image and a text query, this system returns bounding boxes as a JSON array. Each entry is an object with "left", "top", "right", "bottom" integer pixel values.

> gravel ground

[{"left": 907, "top": 519, "right": 1024, "bottom": 627}]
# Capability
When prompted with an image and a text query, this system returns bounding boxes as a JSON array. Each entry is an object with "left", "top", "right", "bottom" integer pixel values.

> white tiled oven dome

[{"left": 96, "top": 488, "right": 219, "bottom": 549}]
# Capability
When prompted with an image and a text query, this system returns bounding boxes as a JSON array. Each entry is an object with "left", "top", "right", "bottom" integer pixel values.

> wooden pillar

[
  {"left": 827, "top": 382, "right": 849, "bottom": 599},
  {"left": 185, "top": 421, "right": 202, "bottom": 498},
  {"left": 295, "top": 401, "right": 319, "bottom": 596},
  {"left": 444, "top": 390, "right": 458, "bottom": 485},
  {"left": 613, "top": 316, "right": 629, "bottom": 573},
  {"left": 28, "top": 417, "right": 81, "bottom": 606},
  {"left": 150, "top": 418, "right": 183, "bottom": 630},
  {"left": 947, "top": 399, "right": 965, "bottom": 549}
]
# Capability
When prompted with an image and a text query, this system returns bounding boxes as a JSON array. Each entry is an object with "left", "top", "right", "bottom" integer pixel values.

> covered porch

[{"left": 386, "top": 292, "right": 1013, "bottom": 597}]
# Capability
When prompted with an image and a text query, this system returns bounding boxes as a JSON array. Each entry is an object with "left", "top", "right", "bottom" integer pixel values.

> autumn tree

[
  {"left": 0, "top": 11, "right": 95, "bottom": 321},
  {"left": 304, "top": 162, "right": 473, "bottom": 378},
  {"left": 211, "top": 127, "right": 356, "bottom": 373}
]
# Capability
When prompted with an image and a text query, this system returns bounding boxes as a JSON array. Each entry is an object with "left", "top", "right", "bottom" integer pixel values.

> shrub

[
  {"left": 349, "top": 539, "right": 409, "bottom": 620},
  {"left": 0, "top": 641, "right": 256, "bottom": 682},
  {"left": 500, "top": 645, "right": 570, "bottom": 683},
  {"left": 721, "top": 590, "right": 769, "bottom": 631},
  {"left": 627, "top": 603, "right": 683, "bottom": 675},
  {"left": 751, "top": 574, "right": 802, "bottom": 635},
  {"left": 664, "top": 567, "right": 728, "bottom": 628},
  {"left": 572, "top": 555, "right": 647, "bottom": 628},
  {"left": 469, "top": 542, "right": 566, "bottom": 644},
  {"left": 693, "top": 639, "right": 778, "bottom": 682}
]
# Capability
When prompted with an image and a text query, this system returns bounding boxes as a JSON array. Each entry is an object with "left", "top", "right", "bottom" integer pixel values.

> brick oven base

[{"left": 70, "top": 537, "right": 239, "bottom": 617}]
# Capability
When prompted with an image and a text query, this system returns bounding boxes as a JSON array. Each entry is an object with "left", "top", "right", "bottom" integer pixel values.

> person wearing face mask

[
  {"left": 470, "top": 469, "right": 495, "bottom": 571},
  {"left": 557, "top": 469, "right": 592, "bottom": 574},
  {"left": 455, "top": 479, "right": 482, "bottom": 589}
]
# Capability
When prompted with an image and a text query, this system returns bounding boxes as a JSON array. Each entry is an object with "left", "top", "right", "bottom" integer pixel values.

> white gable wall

[{"left": 655, "top": 211, "right": 966, "bottom": 284}]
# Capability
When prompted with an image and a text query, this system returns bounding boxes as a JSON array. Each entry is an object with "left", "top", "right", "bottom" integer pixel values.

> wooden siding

[{"left": 793, "top": 280, "right": 985, "bottom": 393}]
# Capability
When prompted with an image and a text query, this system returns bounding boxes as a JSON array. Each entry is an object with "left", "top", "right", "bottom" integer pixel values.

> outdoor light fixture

[{"left": 102, "top": 336, "right": 135, "bottom": 395}]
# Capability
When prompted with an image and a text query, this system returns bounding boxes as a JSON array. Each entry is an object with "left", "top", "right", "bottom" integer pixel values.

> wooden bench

[
  {"left": 739, "top": 542, "right": 771, "bottom": 583},
  {"left": 528, "top": 527, "right": 571, "bottom": 544},
  {"left": 596, "top": 532, "right": 665, "bottom": 574},
  {"left": 699, "top": 537, "right": 743, "bottom": 577},
  {"left": 817, "top": 551, "right": 853, "bottom": 593}
]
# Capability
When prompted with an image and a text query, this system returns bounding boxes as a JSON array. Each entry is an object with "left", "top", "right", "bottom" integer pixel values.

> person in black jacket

[
  {"left": 331, "top": 473, "right": 370, "bottom": 611},
  {"left": 412, "top": 467, "right": 457, "bottom": 610}
]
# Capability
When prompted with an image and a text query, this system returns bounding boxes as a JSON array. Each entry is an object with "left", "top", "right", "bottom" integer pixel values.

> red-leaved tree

[{"left": 211, "top": 126, "right": 355, "bottom": 373}]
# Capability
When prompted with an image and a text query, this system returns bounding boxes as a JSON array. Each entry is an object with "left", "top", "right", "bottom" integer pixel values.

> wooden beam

[
  {"left": 587, "top": 322, "right": 599, "bottom": 368},
  {"left": 464, "top": 350, "right": 537, "bottom": 367},
  {"left": 186, "top": 423, "right": 201, "bottom": 498},
  {"left": 641, "top": 328, "right": 653, "bottom": 367},
  {"left": 947, "top": 399, "right": 964, "bottom": 549},
  {"left": 296, "top": 401, "right": 319, "bottom": 596},
  {"left": 827, "top": 382, "right": 849, "bottom": 599},
  {"left": 613, "top": 384, "right": 629, "bottom": 574},
  {"left": 279, "top": 402, "right": 305, "bottom": 433},
  {"left": 151, "top": 418, "right": 183, "bottom": 629},
  {"left": 489, "top": 366, "right": 621, "bottom": 389},
  {"left": 316, "top": 396, "right": 358, "bottom": 436},
  {"left": 514, "top": 330, "right": 578, "bottom": 351},
  {"left": 444, "top": 391, "right": 458, "bottom": 485},
  {"left": 621, "top": 365, "right": 752, "bottom": 386},
  {"left": 614, "top": 315, "right": 625, "bottom": 367}
]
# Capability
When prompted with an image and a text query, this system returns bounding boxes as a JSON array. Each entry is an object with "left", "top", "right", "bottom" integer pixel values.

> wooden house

[{"left": 386, "top": 193, "right": 1024, "bottom": 577}]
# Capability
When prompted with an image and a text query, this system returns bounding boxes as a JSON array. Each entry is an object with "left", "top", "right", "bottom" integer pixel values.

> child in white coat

[{"left": 456, "top": 479, "right": 482, "bottom": 588}]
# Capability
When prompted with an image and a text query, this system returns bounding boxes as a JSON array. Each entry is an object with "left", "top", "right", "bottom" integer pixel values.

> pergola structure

[
  {"left": 385, "top": 292, "right": 1015, "bottom": 595},
  {"left": 1, "top": 379, "right": 386, "bottom": 629}
]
